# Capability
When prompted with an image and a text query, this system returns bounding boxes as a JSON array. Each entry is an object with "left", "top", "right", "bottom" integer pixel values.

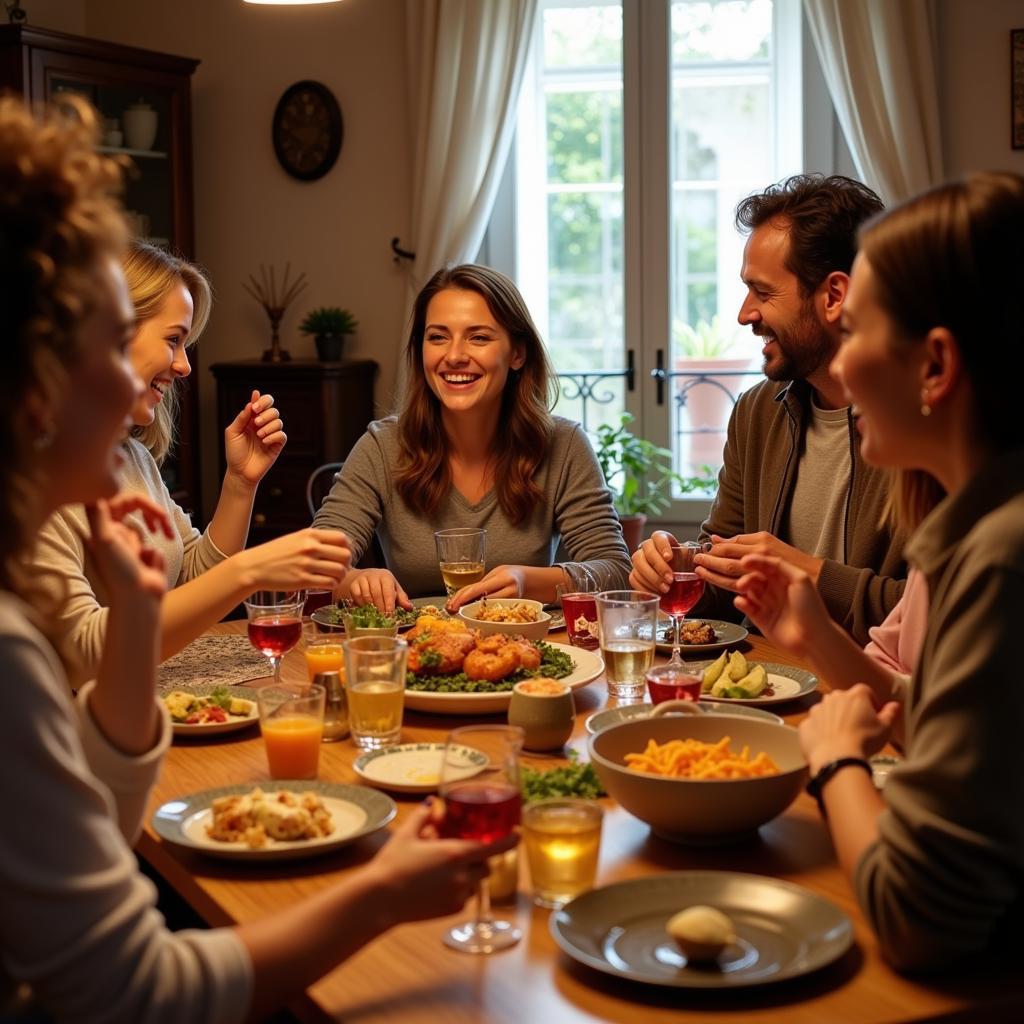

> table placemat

[{"left": 157, "top": 635, "right": 269, "bottom": 692}]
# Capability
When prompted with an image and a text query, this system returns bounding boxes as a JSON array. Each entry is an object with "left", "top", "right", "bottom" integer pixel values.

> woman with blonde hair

[
  {"left": 34, "top": 238, "right": 352, "bottom": 677},
  {"left": 1, "top": 94, "right": 511, "bottom": 1023},
  {"left": 314, "top": 263, "right": 631, "bottom": 612},
  {"left": 735, "top": 171, "right": 1024, "bottom": 970}
]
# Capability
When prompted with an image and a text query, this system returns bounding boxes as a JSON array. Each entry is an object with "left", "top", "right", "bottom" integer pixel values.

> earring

[{"left": 920, "top": 389, "right": 931, "bottom": 417}]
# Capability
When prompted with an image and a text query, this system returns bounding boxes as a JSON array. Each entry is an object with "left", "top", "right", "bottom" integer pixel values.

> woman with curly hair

[
  {"left": 32, "top": 237, "right": 354, "bottom": 679},
  {"left": 313, "top": 263, "right": 631, "bottom": 612},
  {"left": 0, "top": 96, "right": 512, "bottom": 1022}
]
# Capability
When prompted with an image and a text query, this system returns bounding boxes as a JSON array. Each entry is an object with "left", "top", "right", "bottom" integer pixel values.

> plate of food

[
  {"left": 311, "top": 597, "right": 450, "bottom": 635},
  {"left": 402, "top": 615, "right": 603, "bottom": 714},
  {"left": 688, "top": 652, "right": 818, "bottom": 706},
  {"left": 353, "top": 742, "right": 488, "bottom": 794},
  {"left": 152, "top": 781, "right": 397, "bottom": 861},
  {"left": 655, "top": 617, "right": 748, "bottom": 654},
  {"left": 550, "top": 871, "right": 852, "bottom": 988},
  {"left": 161, "top": 684, "right": 260, "bottom": 736}
]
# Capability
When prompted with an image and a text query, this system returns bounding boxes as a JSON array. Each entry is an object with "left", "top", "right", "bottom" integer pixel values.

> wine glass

[
  {"left": 660, "top": 542, "right": 704, "bottom": 667},
  {"left": 244, "top": 590, "right": 305, "bottom": 684},
  {"left": 439, "top": 724, "right": 523, "bottom": 954}
]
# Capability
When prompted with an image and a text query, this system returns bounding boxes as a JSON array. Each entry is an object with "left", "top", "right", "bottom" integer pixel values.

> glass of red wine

[
  {"left": 661, "top": 541, "right": 704, "bottom": 667},
  {"left": 439, "top": 724, "right": 524, "bottom": 954},
  {"left": 244, "top": 590, "right": 305, "bottom": 684}
]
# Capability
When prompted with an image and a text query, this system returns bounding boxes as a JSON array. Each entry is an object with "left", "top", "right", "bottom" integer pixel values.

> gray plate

[
  {"left": 159, "top": 683, "right": 261, "bottom": 737},
  {"left": 152, "top": 781, "right": 396, "bottom": 862},
  {"left": 585, "top": 701, "right": 783, "bottom": 734},
  {"left": 551, "top": 871, "right": 853, "bottom": 988},
  {"left": 687, "top": 659, "right": 818, "bottom": 706},
  {"left": 655, "top": 618, "right": 749, "bottom": 654}
]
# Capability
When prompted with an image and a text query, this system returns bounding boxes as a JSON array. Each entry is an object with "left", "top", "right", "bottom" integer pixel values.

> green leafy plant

[
  {"left": 673, "top": 314, "right": 742, "bottom": 359},
  {"left": 299, "top": 306, "right": 359, "bottom": 337},
  {"left": 595, "top": 413, "right": 716, "bottom": 516}
]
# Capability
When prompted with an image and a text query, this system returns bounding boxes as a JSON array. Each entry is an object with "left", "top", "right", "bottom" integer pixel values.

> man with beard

[{"left": 630, "top": 175, "right": 906, "bottom": 644}]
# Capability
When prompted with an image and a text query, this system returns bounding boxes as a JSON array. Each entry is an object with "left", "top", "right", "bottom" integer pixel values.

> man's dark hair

[{"left": 735, "top": 174, "right": 883, "bottom": 295}]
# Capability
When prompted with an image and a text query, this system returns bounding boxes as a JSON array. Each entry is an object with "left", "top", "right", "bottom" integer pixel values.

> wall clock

[{"left": 272, "top": 80, "right": 343, "bottom": 181}]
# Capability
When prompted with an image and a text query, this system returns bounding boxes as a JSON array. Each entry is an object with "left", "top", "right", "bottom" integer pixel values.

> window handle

[{"left": 651, "top": 348, "right": 666, "bottom": 405}]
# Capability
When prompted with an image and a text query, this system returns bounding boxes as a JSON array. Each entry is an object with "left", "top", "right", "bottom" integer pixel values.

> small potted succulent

[{"left": 299, "top": 306, "right": 359, "bottom": 362}]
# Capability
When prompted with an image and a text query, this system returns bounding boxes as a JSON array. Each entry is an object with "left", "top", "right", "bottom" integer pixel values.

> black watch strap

[{"left": 806, "top": 757, "right": 873, "bottom": 815}]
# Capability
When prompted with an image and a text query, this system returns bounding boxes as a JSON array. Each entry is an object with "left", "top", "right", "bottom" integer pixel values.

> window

[{"left": 504, "top": 0, "right": 808, "bottom": 519}]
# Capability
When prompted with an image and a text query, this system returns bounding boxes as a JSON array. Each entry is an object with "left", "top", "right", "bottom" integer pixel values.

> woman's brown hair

[
  {"left": 858, "top": 171, "right": 1024, "bottom": 532},
  {"left": 124, "top": 240, "right": 212, "bottom": 464},
  {"left": 395, "top": 264, "right": 558, "bottom": 524},
  {"left": 0, "top": 95, "right": 127, "bottom": 611}
]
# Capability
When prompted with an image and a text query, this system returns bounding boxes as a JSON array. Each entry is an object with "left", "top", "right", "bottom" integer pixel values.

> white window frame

[{"left": 486, "top": 0, "right": 850, "bottom": 533}]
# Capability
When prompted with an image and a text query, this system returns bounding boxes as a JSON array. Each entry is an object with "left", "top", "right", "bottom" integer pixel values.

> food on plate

[
  {"left": 407, "top": 623, "right": 478, "bottom": 674},
  {"left": 678, "top": 620, "right": 717, "bottom": 645},
  {"left": 206, "top": 787, "right": 334, "bottom": 848},
  {"left": 463, "top": 634, "right": 541, "bottom": 681},
  {"left": 319, "top": 603, "right": 433, "bottom": 630},
  {"left": 469, "top": 599, "right": 540, "bottom": 623},
  {"left": 163, "top": 688, "right": 255, "bottom": 725},
  {"left": 666, "top": 905, "right": 736, "bottom": 962},
  {"left": 521, "top": 750, "right": 605, "bottom": 802},
  {"left": 701, "top": 652, "right": 771, "bottom": 698},
  {"left": 624, "top": 736, "right": 779, "bottom": 779}
]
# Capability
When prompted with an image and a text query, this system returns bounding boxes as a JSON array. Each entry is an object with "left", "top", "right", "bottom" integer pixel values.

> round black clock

[{"left": 272, "top": 80, "right": 343, "bottom": 182}]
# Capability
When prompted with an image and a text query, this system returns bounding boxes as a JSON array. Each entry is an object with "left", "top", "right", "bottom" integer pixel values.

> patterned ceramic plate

[
  {"left": 655, "top": 618, "right": 749, "bottom": 654},
  {"left": 353, "top": 742, "right": 488, "bottom": 793},
  {"left": 161, "top": 683, "right": 261, "bottom": 737},
  {"left": 685, "top": 659, "right": 818, "bottom": 706}
]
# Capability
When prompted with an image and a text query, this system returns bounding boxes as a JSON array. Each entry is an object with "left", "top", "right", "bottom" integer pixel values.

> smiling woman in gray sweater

[{"left": 314, "top": 264, "right": 631, "bottom": 612}]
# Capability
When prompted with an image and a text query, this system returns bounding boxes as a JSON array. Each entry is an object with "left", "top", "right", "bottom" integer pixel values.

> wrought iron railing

[{"left": 554, "top": 350, "right": 634, "bottom": 432}]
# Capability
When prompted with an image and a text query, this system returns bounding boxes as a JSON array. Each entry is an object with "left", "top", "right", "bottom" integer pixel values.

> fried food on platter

[{"left": 407, "top": 628, "right": 477, "bottom": 674}]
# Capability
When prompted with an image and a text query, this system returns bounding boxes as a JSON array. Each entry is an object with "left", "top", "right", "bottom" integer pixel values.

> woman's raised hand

[
  {"left": 224, "top": 389, "right": 287, "bottom": 487},
  {"left": 83, "top": 495, "right": 170, "bottom": 604},
  {"left": 445, "top": 565, "right": 527, "bottom": 612},
  {"left": 348, "top": 569, "right": 412, "bottom": 615},
  {"left": 239, "top": 528, "right": 351, "bottom": 592},
  {"left": 628, "top": 530, "right": 678, "bottom": 594}
]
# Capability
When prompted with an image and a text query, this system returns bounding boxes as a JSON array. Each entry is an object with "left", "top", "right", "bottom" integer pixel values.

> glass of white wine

[
  {"left": 594, "top": 590, "right": 659, "bottom": 700},
  {"left": 434, "top": 528, "right": 486, "bottom": 596}
]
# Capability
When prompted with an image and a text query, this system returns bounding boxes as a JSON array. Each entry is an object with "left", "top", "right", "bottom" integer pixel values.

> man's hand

[
  {"left": 695, "top": 532, "right": 824, "bottom": 595},
  {"left": 799, "top": 684, "right": 900, "bottom": 775},
  {"left": 628, "top": 530, "right": 678, "bottom": 594}
]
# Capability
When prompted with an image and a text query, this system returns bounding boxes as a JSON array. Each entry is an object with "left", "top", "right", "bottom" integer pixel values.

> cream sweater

[
  {"left": 0, "top": 592, "right": 251, "bottom": 1022},
  {"left": 32, "top": 438, "right": 227, "bottom": 681}
]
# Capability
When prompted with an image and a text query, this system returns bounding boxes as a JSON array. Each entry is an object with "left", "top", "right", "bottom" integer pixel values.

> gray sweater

[{"left": 312, "top": 416, "right": 632, "bottom": 596}]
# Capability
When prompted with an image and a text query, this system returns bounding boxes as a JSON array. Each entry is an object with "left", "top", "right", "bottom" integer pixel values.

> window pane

[{"left": 670, "top": 0, "right": 774, "bottom": 491}]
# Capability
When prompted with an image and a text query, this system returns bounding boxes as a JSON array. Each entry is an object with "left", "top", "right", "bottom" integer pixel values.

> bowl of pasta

[
  {"left": 587, "top": 711, "right": 807, "bottom": 843},
  {"left": 457, "top": 597, "right": 551, "bottom": 642}
]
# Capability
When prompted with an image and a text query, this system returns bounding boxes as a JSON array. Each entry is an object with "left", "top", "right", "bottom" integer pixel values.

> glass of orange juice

[
  {"left": 304, "top": 636, "right": 345, "bottom": 683},
  {"left": 257, "top": 684, "right": 325, "bottom": 779}
]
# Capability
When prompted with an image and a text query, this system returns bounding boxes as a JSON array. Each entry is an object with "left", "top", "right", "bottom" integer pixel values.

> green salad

[
  {"left": 522, "top": 750, "right": 606, "bottom": 802},
  {"left": 406, "top": 641, "right": 574, "bottom": 693},
  {"left": 319, "top": 603, "right": 422, "bottom": 629}
]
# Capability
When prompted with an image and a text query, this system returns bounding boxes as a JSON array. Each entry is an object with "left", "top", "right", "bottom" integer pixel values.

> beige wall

[
  {"left": 26, "top": 0, "right": 413, "bottom": 521},
  {"left": 937, "top": 0, "right": 1024, "bottom": 179},
  {"left": 22, "top": 0, "right": 85, "bottom": 34}
]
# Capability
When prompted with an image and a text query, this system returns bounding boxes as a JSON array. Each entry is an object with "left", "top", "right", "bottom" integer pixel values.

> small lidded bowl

[{"left": 508, "top": 678, "right": 575, "bottom": 752}]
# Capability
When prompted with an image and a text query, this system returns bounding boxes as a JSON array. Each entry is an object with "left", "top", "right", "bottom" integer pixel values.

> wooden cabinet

[
  {"left": 211, "top": 360, "right": 378, "bottom": 545},
  {"left": 0, "top": 25, "right": 202, "bottom": 514}
]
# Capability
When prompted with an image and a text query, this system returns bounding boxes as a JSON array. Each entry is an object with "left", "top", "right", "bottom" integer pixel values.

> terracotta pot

[
  {"left": 673, "top": 357, "right": 758, "bottom": 470},
  {"left": 618, "top": 513, "right": 647, "bottom": 552}
]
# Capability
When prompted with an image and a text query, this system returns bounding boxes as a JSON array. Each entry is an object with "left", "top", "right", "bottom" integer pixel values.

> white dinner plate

[
  {"left": 152, "top": 781, "right": 396, "bottom": 862},
  {"left": 404, "top": 641, "right": 603, "bottom": 715},
  {"left": 161, "top": 683, "right": 260, "bottom": 737},
  {"left": 686, "top": 659, "right": 819, "bottom": 706},
  {"left": 353, "top": 742, "right": 487, "bottom": 793}
]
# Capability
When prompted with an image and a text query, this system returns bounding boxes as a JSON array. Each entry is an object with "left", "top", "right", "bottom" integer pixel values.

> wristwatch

[{"left": 806, "top": 757, "right": 873, "bottom": 815}]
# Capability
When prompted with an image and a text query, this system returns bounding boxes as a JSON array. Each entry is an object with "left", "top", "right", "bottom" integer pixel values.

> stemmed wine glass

[
  {"left": 439, "top": 724, "right": 523, "bottom": 954},
  {"left": 245, "top": 590, "right": 305, "bottom": 684},
  {"left": 660, "top": 541, "right": 704, "bottom": 667}
]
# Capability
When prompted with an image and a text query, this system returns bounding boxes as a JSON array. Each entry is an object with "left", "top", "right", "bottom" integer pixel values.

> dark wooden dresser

[{"left": 210, "top": 359, "right": 377, "bottom": 544}]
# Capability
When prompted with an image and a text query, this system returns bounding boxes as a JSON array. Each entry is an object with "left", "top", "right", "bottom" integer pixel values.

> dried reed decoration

[{"left": 242, "top": 263, "right": 308, "bottom": 362}]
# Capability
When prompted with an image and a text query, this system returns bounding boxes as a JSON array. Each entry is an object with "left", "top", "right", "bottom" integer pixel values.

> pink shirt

[{"left": 864, "top": 567, "right": 928, "bottom": 677}]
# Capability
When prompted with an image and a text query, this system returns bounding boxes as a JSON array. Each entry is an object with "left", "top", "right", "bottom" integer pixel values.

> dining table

[{"left": 139, "top": 620, "right": 1024, "bottom": 1024}]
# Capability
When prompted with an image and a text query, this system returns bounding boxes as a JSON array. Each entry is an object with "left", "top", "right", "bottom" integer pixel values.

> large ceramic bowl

[
  {"left": 588, "top": 713, "right": 808, "bottom": 844},
  {"left": 458, "top": 598, "right": 551, "bottom": 642}
]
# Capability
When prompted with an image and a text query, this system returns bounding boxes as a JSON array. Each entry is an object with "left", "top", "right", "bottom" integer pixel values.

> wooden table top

[{"left": 139, "top": 623, "right": 1023, "bottom": 1024}]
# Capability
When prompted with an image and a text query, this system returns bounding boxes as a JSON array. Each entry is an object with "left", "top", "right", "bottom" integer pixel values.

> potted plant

[
  {"left": 300, "top": 306, "right": 359, "bottom": 362},
  {"left": 594, "top": 413, "right": 715, "bottom": 550},
  {"left": 673, "top": 315, "right": 757, "bottom": 471}
]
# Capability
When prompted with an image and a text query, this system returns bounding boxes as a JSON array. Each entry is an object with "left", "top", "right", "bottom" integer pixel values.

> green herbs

[
  {"left": 208, "top": 686, "right": 232, "bottom": 711},
  {"left": 406, "top": 641, "right": 573, "bottom": 693},
  {"left": 521, "top": 750, "right": 606, "bottom": 803},
  {"left": 345, "top": 604, "right": 395, "bottom": 629}
]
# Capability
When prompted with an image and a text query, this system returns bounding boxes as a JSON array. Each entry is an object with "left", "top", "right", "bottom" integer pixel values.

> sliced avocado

[
  {"left": 727, "top": 650, "right": 748, "bottom": 682},
  {"left": 710, "top": 675, "right": 734, "bottom": 698},
  {"left": 701, "top": 652, "right": 728, "bottom": 693},
  {"left": 735, "top": 664, "right": 767, "bottom": 697}
]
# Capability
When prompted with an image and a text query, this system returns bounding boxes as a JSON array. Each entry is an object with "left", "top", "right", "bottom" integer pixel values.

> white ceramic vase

[{"left": 123, "top": 101, "right": 157, "bottom": 151}]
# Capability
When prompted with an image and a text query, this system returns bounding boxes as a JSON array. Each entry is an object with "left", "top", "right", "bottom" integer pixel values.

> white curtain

[
  {"left": 404, "top": 0, "right": 537, "bottom": 293},
  {"left": 803, "top": 0, "right": 943, "bottom": 204}
]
